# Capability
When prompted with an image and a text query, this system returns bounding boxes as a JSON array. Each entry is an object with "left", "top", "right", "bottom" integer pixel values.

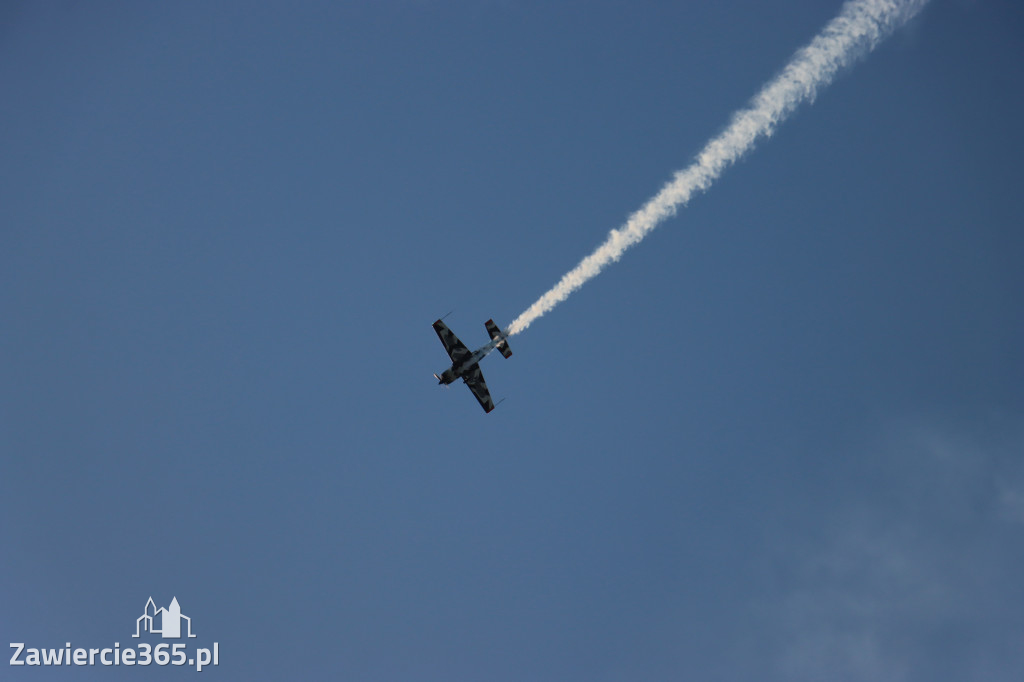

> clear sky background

[{"left": 2, "top": 1, "right": 1022, "bottom": 680}]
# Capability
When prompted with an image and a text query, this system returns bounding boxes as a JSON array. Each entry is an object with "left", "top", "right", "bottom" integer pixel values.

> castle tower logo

[
  {"left": 9, "top": 595, "right": 218, "bottom": 670},
  {"left": 132, "top": 597, "right": 197, "bottom": 639}
]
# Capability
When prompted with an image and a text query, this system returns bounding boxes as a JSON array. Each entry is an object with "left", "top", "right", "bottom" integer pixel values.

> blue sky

[{"left": 2, "top": 1, "right": 1022, "bottom": 680}]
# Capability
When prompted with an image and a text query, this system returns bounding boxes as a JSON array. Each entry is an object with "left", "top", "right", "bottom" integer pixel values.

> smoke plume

[{"left": 507, "top": 0, "right": 928, "bottom": 336}]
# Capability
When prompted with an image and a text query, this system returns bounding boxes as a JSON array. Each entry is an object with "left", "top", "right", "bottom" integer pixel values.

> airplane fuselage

[{"left": 435, "top": 335, "right": 506, "bottom": 385}]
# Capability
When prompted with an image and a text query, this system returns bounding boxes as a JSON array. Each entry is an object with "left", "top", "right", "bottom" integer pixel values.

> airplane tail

[{"left": 485, "top": 319, "right": 513, "bottom": 359}]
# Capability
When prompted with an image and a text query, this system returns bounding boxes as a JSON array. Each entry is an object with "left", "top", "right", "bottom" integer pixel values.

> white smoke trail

[{"left": 507, "top": 0, "right": 928, "bottom": 336}]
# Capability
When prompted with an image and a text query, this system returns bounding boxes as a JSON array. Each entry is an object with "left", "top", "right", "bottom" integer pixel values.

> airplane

[{"left": 433, "top": 318, "right": 512, "bottom": 413}]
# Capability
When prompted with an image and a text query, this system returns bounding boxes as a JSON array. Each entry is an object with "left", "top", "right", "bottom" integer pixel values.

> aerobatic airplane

[{"left": 432, "top": 318, "right": 512, "bottom": 413}]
